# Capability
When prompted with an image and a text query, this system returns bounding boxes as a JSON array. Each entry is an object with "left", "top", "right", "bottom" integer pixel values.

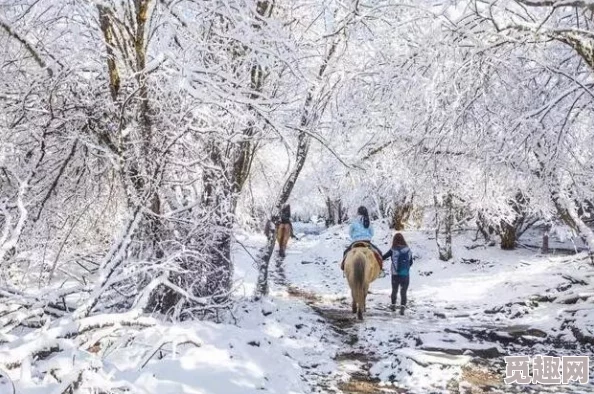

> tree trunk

[
  {"left": 542, "top": 224, "right": 550, "bottom": 254},
  {"left": 391, "top": 199, "right": 413, "bottom": 231},
  {"left": 231, "top": 1, "right": 273, "bottom": 199},
  {"left": 256, "top": 38, "right": 341, "bottom": 296},
  {"left": 324, "top": 198, "right": 344, "bottom": 227},
  {"left": 442, "top": 193, "right": 453, "bottom": 260},
  {"left": 97, "top": 6, "right": 120, "bottom": 100},
  {"left": 500, "top": 221, "right": 516, "bottom": 250},
  {"left": 476, "top": 211, "right": 496, "bottom": 243},
  {"left": 337, "top": 199, "right": 345, "bottom": 224},
  {"left": 326, "top": 197, "right": 335, "bottom": 227},
  {"left": 533, "top": 146, "right": 594, "bottom": 264},
  {"left": 435, "top": 192, "right": 453, "bottom": 261},
  {"left": 256, "top": 127, "right": 311, "bottom": 296},
  {"left": 156, "top": 0, "right": 275, "bottom": 311},
  {"left": 499, "top": 191, "right": 530, "bottom": 250},
  {"left": 551, "top": 190, "right": 594, "bottom": 264}
]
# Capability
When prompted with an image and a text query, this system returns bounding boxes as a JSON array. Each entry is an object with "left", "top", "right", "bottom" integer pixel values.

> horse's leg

[
  {"left": 283, "top": 230, "right": 289, "bottom": 255},
  {"left": 356, "top": 284, "right": 364, "bottom": 320},
  {"left": 351, "top": 289, "right": 357, "bottom": 314},
  {"left": 363, "top": 284, "right": 369, "bottom": 312}
]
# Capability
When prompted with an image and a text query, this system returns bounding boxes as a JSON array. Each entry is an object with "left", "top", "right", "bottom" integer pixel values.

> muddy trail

[
  {"left": 271, "top": 255, "right": 594, "bottom": 394},
  {"left": 272, "top": 257, "right": 396, "bottom": 393}
]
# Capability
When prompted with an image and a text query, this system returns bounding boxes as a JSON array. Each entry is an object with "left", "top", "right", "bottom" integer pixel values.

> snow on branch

[
  {"left": 0, "top": 177, "right": 29, "bottom": 266},
  {"left": 0, "top": 311, "right": 156, "bottom": 369},
  {"left": 516, "top": 0, "right": 594, "bottom": 10},
  {"left": 0, "top": 18, "right": 54, "bottom": 77}
]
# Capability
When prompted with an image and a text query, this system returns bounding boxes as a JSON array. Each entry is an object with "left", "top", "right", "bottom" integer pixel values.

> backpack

[{"left": 392, "top": 247, "right": 412, "bottom": 276}]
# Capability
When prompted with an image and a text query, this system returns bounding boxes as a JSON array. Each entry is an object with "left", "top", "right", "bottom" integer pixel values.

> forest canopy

[{"left": 1, "top": 0, "right": 593, "bottom": 317}]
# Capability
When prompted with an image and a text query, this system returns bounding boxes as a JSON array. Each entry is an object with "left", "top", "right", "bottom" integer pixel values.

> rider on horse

[
  {"left": 280, "top": 204, "right": 297, "bottom": 239},
  {"left": 265, "top": 203, "right": 297, "bottom": 239},
  {"left": 341, "top": 206, "right": 383, "bottom": 270}
]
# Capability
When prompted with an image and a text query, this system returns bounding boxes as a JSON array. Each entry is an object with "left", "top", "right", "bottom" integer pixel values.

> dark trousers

[{"left": 391, "top": 275, "right": 409, "bottom": 306}]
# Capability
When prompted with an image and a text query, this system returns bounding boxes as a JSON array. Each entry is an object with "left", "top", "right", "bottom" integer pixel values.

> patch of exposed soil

[
  {"left": 274, "top": 251, "right": 594, "bottom": 394},
  {"left": 460, "top": 364, "right": 502, "bottom": 390},
  {"left": 287, "top": 285, "right": 323, "bottom": 303},
  {"left": 274, "top": 262, "right": 393, "bottom": 394},
  {"left": 306, "top": 303, "right": 406, "bottom": 393},
  {"left": 335, "top": 352, "right": 374, "bottom": 363},
  {"left": 338, "top": 378, "right": 406, "bottom": 394}
]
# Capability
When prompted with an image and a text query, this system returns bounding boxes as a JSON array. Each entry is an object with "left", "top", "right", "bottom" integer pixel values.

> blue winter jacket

[{"left": 349, "top": 216, "right": 374, "bottom": 242}]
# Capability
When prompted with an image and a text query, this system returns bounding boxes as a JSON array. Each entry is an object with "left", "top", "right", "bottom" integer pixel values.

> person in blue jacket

[
  {"left": 341, "top": 206, "right": 383, "bottom": 269},
  {"left": 382, "top": 232, "right": 413, "bottom": 315}
]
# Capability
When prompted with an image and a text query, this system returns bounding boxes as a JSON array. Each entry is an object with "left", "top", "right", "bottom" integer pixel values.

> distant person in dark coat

[
  {"left": 280, "top": 203, "right": 297, "bottom": 239},
  {"left": 265, "top": 204, "right": 297, "bottom": 239}
]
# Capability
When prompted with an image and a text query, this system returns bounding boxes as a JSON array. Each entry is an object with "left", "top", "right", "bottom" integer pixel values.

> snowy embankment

[
  {"left": 1, "top": 221, "right": 593, "bottom": 393},
  {"left": 0, "top": 220, "right": 334, "bottom": 394}
]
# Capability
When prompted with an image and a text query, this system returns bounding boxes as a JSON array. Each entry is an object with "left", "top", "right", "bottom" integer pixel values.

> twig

[{"left": 139, "top": 339, "right": 201, "bottom": 369}]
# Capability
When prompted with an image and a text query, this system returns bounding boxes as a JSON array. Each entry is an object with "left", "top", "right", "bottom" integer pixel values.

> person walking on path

[{"left": 382, "top": 232, "right": 413, "bottom": 315}]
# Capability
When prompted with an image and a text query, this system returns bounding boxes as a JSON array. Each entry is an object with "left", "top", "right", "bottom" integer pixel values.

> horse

[
  {"left": 343, "top": 245, "right": 382, "bottom": 320},
  {"left": 276, "top": 223, "right": 291, "bottom": 257}
]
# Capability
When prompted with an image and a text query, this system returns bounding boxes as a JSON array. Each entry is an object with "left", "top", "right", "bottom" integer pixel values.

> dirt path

[
  {"left": 272, "top": 257, "right": 409, "bottom": 393},
  {"left": 308, "top": 304, "right": 405, "bottom": 394},
  {"left": 270, "top": 254, "right": 594, "bottom": 394}
]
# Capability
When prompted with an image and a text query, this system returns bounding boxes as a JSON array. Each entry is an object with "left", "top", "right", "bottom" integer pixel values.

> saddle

[{"left": 340, "top": 241, "right": 383, "bottom": 271}]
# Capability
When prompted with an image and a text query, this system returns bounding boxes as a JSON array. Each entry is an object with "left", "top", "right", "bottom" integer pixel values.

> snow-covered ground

[{"left": 1, "top": 221, "right": 593, "bottom": 393}]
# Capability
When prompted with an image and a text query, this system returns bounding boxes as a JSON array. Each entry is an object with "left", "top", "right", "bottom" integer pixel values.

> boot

[
  {"left": 390, "top": 304, "right": 396, "bottom": 312},
  {"left": 399, "top": 306, "right": 405, "bottom": 315}
]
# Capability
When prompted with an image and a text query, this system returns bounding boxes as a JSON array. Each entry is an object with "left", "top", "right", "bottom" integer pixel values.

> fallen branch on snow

[{"left": 0, "top": 311, "right": 156, "bottom": 369}]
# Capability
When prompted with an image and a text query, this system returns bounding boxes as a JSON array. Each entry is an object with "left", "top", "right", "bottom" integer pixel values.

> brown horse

[
  {"left": 276, "top": 223, "right": 291, "bottom": 257},
  {"left": 344, "top": 246, "right": 382, "bottom": 320}
]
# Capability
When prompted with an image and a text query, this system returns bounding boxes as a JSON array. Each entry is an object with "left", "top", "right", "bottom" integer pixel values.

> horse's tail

[{"left": 353, "top": 254, "right": 366, "bottom": 319}]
